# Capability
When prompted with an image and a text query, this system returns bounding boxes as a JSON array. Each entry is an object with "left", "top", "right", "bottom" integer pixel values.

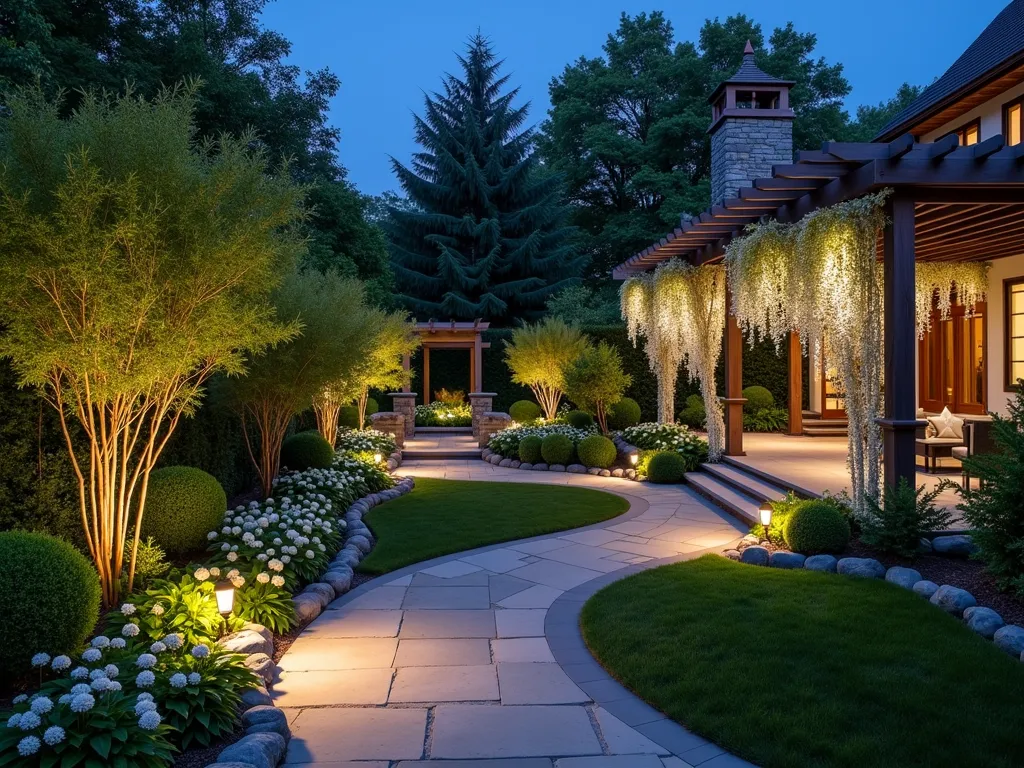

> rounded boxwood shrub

[
  {"left": 541, "top": 433, "right": 575, "bottom": 465},
  {"left": 0, "top": 531, "right": 101, "bottom": 675},
  {"left": 141, "top": 466, "right": 227, "bottom": 554},
  {"left": 510, "top": 400, "right": 542, "bottom": 424},
  {"left": 742, "top": 385, "right": 775, "bottom": 413},
  {"left": 339, "top": 405, "right": 361, "bottom": 429},
  {"left": 566, "top": 410, "right": 594, "bottom": 429},
  {"left": 577, "top": 434, "right": 616, "bottom": 468},
  {"left": 518, "top": 435, "right": 543, "bottom": 463},
  {"left": 783, "top": 500, "right": 851, "bottom": 554},
  {"left": 281, "top": 430, "right": 335, "bottom": 471},
  {"left": 365, "top": 397, "right": 379, "bottom": 417},
  {"left": 607, "top": 397, "right": 641, "bottom": 430},
  {"left": 646, "top": 451, "right": 687, "bottom": 483}
]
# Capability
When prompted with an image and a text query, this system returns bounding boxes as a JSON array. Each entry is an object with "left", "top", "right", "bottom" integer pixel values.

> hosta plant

[{"left": 234, "top": 570, "right": 296, "bottom": 633}]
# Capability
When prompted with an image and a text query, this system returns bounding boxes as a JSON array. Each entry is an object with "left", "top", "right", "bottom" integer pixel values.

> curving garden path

[{"left": 271, "top": 459, "right": 756, "bottom": 768}]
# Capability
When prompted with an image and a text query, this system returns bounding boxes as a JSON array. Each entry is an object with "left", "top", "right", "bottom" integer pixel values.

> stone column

[
  {"left": 369, "top": 412, "right": 406, "bottom": 448},
  {"left": 389, "top": 392, "right": 417, "bottom": 438},
  {"left": 469, "top": 392, "right": 496, "bottom": 440},
  {"left": 477, "top": 412, "right": 512, "bottom": 448}
]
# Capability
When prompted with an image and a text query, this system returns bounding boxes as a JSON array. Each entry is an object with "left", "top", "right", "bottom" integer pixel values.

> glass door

[
  {"left": 918, "top": 299, "right": 987, "bottom": 415},
  {"left": 821, "top": 361, "right": 846, "bottom": 419}
]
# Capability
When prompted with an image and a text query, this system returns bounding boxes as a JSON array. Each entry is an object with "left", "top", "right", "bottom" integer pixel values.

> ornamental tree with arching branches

[
  {"left": 504, "top": 318, "right": 591, "bottom": 420},
  {"left": 562, "top": 342, "right": 632, "bottom": 434},
  {"left": 386, "top": 33, "right": 584, "bottom": 321},
  {"left": 0, "top": 85, "right": 304, "bottom": 604}
]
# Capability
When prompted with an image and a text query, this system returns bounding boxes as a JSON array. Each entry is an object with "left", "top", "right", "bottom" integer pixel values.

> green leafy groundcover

[
  {"left": 580, "top": 556, "right": 1024, "bottom": 768},
  {"left": 358, "top": 478, "right": 628, "bottom": 574}
]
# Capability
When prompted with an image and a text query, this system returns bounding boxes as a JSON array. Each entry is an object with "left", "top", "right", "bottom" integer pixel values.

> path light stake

[
  {"left": 374, "top": 452, "right": 383, "bottom": 464},
  {"left": 214, "top": 579, "right": 236, "bottom": 636},
  {"left": 759, "top": 501, "right": 773, "bottom": 542},
  {"left": 630, "top": 453, "right": 639, "bottom": 466}
]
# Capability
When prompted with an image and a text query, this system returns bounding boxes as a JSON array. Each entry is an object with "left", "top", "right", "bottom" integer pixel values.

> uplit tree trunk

[
  {"left": 357, "top": 388, "right": 371, "bottom": 430},
  {"left": 241, "top": 397, "right": 293, "bottom": 498},
  {"left": 530, "top": 383, "right": 562, "bottom": 421},
  {"left": 313, "top": 394, "right": 341, "bottom": 446}
]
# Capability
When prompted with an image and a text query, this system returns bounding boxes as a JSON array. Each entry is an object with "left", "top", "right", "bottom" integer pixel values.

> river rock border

[
  {"left": 480, "top": 447, "right": 642, "bottom": 481},
  {"left": 726, "top": 534, "right": 1024, "bottom": 664},
  {"left": 207, "top": 475, "right": 416, "bottom": 768},
  {"left": 384, "top": 448, "right": 403, "bottom": 473}
]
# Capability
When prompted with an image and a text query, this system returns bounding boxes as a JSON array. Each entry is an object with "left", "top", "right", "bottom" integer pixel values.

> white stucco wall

[
  {"left": 987, "top": 253, "right": 1024, "bottom": 416},
  {"left": 921, "top": 80, "right": 1024, "bottom": 143}
]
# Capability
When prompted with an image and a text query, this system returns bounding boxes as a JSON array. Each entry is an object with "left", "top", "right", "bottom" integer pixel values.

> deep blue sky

[{"left": 260, "top": 0, "right": 1008, "bottom": 196}]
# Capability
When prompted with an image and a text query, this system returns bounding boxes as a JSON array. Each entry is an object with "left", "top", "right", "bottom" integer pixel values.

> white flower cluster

[
  {"left": 488, "top": 423, "right": 595, "bottom": 458},
  {"left": 334, "top": 427, "right": 397, "bottom": 456}
]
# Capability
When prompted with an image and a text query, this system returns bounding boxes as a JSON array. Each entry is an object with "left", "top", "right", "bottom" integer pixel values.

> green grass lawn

[
  {"left": 357, "top": 477, "right": 629, "bottom": 574},
  {"left": 580, "top": 555, "right": 1024, "bottom": 768}
]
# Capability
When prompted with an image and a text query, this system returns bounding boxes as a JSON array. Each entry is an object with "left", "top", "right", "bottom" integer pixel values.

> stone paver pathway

[{"left": 274, "top": 460, "right": 753, "bottom": 767}]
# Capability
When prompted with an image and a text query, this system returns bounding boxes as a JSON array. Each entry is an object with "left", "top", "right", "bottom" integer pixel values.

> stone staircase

[
  {"left": 401, "top": 430, "right": 483, "bottom": 461},
  {"left": 802, "top": 410, "right": 849, "bottom": 437},
  {"left": 685, "top": 459, "right": 813, "bottom": 526}
]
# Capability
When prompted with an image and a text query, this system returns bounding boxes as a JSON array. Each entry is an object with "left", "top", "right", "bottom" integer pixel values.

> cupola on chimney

[{"left": 708, "top": 41, "right": 795, "bottom": 204}]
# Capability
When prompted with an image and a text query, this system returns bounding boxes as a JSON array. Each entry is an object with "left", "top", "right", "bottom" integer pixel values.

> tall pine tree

[{"left": 387, "top": 34, "right": 583, "bottom": 321}]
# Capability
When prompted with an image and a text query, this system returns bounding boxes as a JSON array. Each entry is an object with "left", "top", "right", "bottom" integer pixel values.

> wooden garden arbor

[
  {"left": 402, "top": 320, "right": 490, "bottom": 403},
  {"left": 613, "top": 132, "right": 1024, "bottom": 491}
]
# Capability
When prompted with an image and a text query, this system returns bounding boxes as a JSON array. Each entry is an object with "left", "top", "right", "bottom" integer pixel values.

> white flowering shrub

[
  {"left": 414, "top": 400, "right": 472, "bottom": 426},
  {"left": 106, "top": 573, "right": 237, "bottom": 646},
  {"left": 621, "top": 422, "right": 709, "bottom": 472},
  {"left": 334, "top": 428, "right": 397, "bottom": 458},
  {"left": 488, "top": 424, "right": 595, "bottom": 459}
]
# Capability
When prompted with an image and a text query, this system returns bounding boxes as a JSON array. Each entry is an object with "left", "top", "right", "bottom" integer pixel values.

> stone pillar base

[
  {"left": 369, "top": 412, "right": 406, "bottom": 448},
  {"left": 469, "top": 392, "right": 497, "bottom": 440},
  {"left": 389, "top": 393, "right": 418, "bottom": 438},
  {"left": 477, "top": 411, "right": 512, "bottom": 448}
]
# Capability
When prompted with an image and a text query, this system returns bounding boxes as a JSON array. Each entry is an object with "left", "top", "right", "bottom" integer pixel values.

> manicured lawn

[
  {"left": 580, "top": 555, "right": 1024, "bottom": 768},
  {"left": 358, "top": 477, "right": 628, "bottom": 574}
]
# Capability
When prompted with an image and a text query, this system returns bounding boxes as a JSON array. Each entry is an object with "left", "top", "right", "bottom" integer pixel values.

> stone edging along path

[{"left": 271, "top": 461, "right": 755, "bottom": 767}]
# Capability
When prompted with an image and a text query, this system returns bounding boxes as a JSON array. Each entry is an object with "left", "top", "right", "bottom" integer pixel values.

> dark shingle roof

[
  {"left": 708, "top": 41, "right": 795, "bottom": 104},
  {"left": 875, "top": 0, "right": 1024, "bottom": 140}
]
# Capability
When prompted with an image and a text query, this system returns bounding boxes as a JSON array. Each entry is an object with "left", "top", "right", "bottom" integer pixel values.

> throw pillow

[{"left": 927, "top": 407, "right": 964, "bottom": 440}]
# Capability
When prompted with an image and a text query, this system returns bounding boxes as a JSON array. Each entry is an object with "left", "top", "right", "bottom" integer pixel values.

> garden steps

[
  {"left": 414, "top": 426, "right": 474, "bottom": 434},
  {"left": 403, "top": 432, "right": 483, "bottom": 461},
  {"left": 701, "top": 462, "right": 790, "bottom": 503},
  {"left": 684, "top": 471, "right": 762, "bottom": 526},
  {"left": 802, "top": 411, "right": 849, "bottom": 437}
]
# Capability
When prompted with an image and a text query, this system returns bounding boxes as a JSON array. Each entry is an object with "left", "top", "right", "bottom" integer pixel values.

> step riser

[
  {"left": 684, "top": 474, "right": 758, "bottom": 527},
  {"left": 721, "top": 457, "right": 818, "bottom": 500},
  {"left": 700, "top": 463, "right": 788, "bottom": 503}
]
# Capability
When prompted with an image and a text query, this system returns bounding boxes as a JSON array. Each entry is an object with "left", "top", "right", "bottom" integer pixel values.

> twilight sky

[{"left": 260, "top": 0, "right": 1008, "bottom": 196}]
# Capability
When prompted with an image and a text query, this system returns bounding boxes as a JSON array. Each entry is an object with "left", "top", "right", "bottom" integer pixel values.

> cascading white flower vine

[
  {"left": 914, "top": 262, "right": 989, "bottom": 338},
  {"left": 621, "top": 273, "right": 684, "bottom": 423}
]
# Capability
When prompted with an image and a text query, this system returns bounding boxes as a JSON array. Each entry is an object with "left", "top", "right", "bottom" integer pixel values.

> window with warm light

[
  {"left": 1008, "top": 278, "right": 1024, "bottom": 390},
  {"left": 1004, "top": 97, "right": 1022, "bottom": 146},
  {"left": 952, "top": 118, "right": 981, "bottom": 146}
]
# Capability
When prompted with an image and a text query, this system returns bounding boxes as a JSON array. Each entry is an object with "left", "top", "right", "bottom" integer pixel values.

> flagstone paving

[{"left": 274, "top": 459, "right": 755, "bottom": 767}]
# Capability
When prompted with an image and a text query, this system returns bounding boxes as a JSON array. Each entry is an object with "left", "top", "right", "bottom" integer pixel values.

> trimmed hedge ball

[
  {"left": 742, "top": 385, "right": 775, "bottom": 413},
  {"left": 607, "top": 397, "right": 641, "bottom": 430},
  {"left": 338, "top": 405, "right": 361, "bottom": 429},
  {"left": 646, "top": 451, "right": 687, "bottom": 483},
  {"left": 518, "top": 435, "right": 543, "bottom": 463},
  {"left": 140, "top": 466, "right": 227, "bottom": 555},
  {"left": 510, "top": 400, "right": 542, "bottom": 424},
  {"left": 577, "top": 434, "right": 617, "bottom": 468},
  {"left": 541, "top": 433, "right": 575, "bottom": 465},
  {"left": 281, "top": 430, "right": 335, "bottom": 471},
  {"left": 566, "top": 410, "right": 594, "bottom": 429},
  {"left": 783, "top": 500, "right": 851, "bottom": 554},
  {"left": 0, "top": 531, "right": 101, "bottom": 675}
]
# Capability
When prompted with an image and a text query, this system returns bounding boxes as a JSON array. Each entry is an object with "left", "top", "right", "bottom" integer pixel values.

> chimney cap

[
  {"left": 707, "top": 41, "right": 795, "bottom": 105},
  {"left": 743, "top": 39, "right": 755, "bottom": 55}
]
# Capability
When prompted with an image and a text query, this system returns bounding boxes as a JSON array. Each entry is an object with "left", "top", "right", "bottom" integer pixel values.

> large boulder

[
  {"left": 931, "top": 535, "right": 976, "bottom": 557},
  {"left": 292, "top": 593, "right": 322, "bottom": 624},
  {"left": 837, "top": 557, "right": 885, "bottom": 579},
  {"left": 804, "top": 554, "right": 838, "bottom": 573},
  {"left": 240, "top": 685, "right": 273, "bottom": 709},
  {"left": 912, "top": 580, "right": 940, "bottom": 600},
  {"left": 769, "top": 551, "right": 806, "bottom": 569},
  {"left": 740, "top": 545, "right": 769, "bottom": 566},
  {"left": 243, "top": 653, "right": 276, "bottom": 684},
  {"left": 884, "top": 566, "right": 922, "bottom": 590},
  {"left": 964, "top": 606, "right": 1005, "bottom": 639},
  {"left": 993, "top": 625, "right": 1024, "bottom": 657},
  {"left": 929, "top": 585, "right": 977, "bottom": 617},
  {"left": 221, "top": 629, "right": 273, "bottom": 657},
  {"left": 216, "top": 732, "right": 286, "bottom": 768}
]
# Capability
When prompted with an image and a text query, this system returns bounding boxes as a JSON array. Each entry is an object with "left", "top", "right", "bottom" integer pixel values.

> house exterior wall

[
  {"left": 710, "top": 117, "right": 793, "bottom": 204},
  {"left": 920, "top": 79, "right": 1024, "bottom": 142},
  {"left": 987, "top": 252, "right": 1024, "bottom": 416}
]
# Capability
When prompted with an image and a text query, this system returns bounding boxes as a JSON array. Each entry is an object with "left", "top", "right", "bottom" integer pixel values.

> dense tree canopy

[
  {"left": 387, "top": 34, "right": 584, "bottom": 322},
  {"left": 539, "top": 12, "right": 883, "bottom": 278}
]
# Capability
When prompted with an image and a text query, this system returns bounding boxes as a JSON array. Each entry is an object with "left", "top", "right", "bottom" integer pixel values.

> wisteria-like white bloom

[
  {"left": 163, "top": 634, "right": 182, "bottom": 650},
  {"left": 169, "top": 673, "right": 188, "bottom": 688},
  {"left": 188, "top": 672, "right": 202, "bottom": 685},
  {"left": 227, "top": 551, "right": 238, "bottom": 562},
  {"left": 51, "top": 655, "right": 71, "bottom": 672},
  {"left": 110, "top": 637, "right": 127, "bottom": 650},
  {"left": 17, "top": 736, "right": 41, "bottom": 756},
  {"left": 120, "top": 603, "right": 136, "bottom": 616},
  {"left": 135, "top": 699, "right": 158, "bottom": 715},
  {"left": 151, "top": 604, "right": 165, "bottom": 616},
  {"left": 121, "top": 623, "right": 140, "bottom": 638},
  {"left": 12, "top": 694, "right": 27, "bottom": 705},
  {"left": 30, "top": 697, "right": 53, "bottom": 715},
  {"left": 149, "top": 642, "right": 167, "bottom": 654},
  {"left": 82, "top": 648, "right": 102, "bottom": 663},
  {"left": 90, "top": 677, "right": 111, "bottom": 692},
  {"left": 31, "top": 653, "right": 51, "bottom": 667},
  {"left": 136, "top": 654, "right": 157, "bottom": 669},
  {"left": 18, "top": 711, "right": 41, "bottom": 730},
  {"left": 43, "top": 726, "right": 65, "bottom": 746},
  {"left": 71, "top": 683, "right": 91, "bottom": 696},
  {"left": 138, "top": 710, "right": 162, "bottom": 730},
  {"left": 191, "top": 644, "right": 210, "bottom": 659},
  {"left": 271, "top": 575, "right": 286, "bottom": 588},
  {"left": 194, "top": 567, "right": 211, "bottom": 582},
  {"left": 137, "top": 692, "right": 154, "bottom": 703},
  {"left": 70, "top": 694, "right": 95, "bottom": 713},
  {"left": 91, "top": 636, "right": 110, "bottom": 649},
  {"left": 256, "top": 572, "right": 270, "bottom": 584},
  {"left": 135, "top": 671, "right": 155, "bottom": 688}
]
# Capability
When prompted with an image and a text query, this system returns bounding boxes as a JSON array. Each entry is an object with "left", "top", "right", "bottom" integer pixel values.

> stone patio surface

[{"left": 275, "top": 459, "right": 754, "bottom": 767}]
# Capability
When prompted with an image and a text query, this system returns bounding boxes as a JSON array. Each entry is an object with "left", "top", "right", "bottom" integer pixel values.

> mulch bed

[{"left": 172, "top": 725, "right": 244, "bottom": 768}]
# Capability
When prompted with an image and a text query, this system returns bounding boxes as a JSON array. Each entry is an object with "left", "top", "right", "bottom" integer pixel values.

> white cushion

[{"left": 927, "top": 407, "right": 964, "bottom": 441}]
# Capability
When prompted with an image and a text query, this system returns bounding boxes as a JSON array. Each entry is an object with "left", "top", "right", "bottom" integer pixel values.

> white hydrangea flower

[
  {"left": 151, "top": 604, "right": 165, "bottom": 616},
  {"left": 256, "top": 553, "right": 268, "bottom": 562},
  {"left": 163, "top": 634, "right": 182, "bottom": 650},
  {"left": 194, "top": 567, "right": 210, "bottom": 582},
  {"left": 12, "top": 694, "right": 27, "bottom": 705},
  {"left": 137, "top": 692, "right": 154, "bottom": 703},
  {"left": 109, "top": 637, "right": 126, "bottom": 650},
  {"left": 81, "top": 648, "right": 102, "bottom": 663},
  {"left": 271, "top": 575, "right": 286, "bottom": 587},
  {"left": 268, "top": 559, "right": 284, "bottom": 572},
  {"left": 120, "top": 603, "right": 136, "bottom": 616},
  {"left": 207, "top": 531, "right": 219, "bottom": 540},
  {"left": 104, "top": 664, "right": 119, "bottom": 678},
  {"left": 71, "top": 683, "right": 91, "bottom": 696},
  {"left": 43, "top": 726, "right": 65, "bottom": 746},
  {"left": 188, "top": 672, "right": 201, "bottom": 685},
  {"left": 138, "top": 710, "right": 162, "bottom": 730},
  {"left": 231, "top": 575, "right": 245, "bottom": 588},
  {"left": 18, "top": 711, "right": 41, "bottom": 730},
  {"left": 89, "top": 668, "right": 107, "bottom": 681},
  {"left": 31, "top": 652, "right": 51, "bottom": 668},
  {"left": 91, "top": 636, "right": 110, "bottom": 649},
  {"left": 209, "top": 567, "right": 221, "bottom": 577},
  {"left": 70, "top": 694, "right": 95, "bottom": 713},
  {"left": 7, "top": 713, "right": 21, "bottom": 728},
  {"left": 135, "top": 671, "right": 155, "bottom": 688},
  {"left": 121, "top": 623, "right": 140, "bottom": 638},
  {"left": 281, "top": 555, "right": 291, "bottom": 564},
  {"left": 221, "top": 542, "right": 231, "bottom": 551},
  {"left": 191, "top": 644, "right": 210, "bottom": 659},
  {"left": 305, "top": 550, "right": 315, "bottom": 559},
  {"left": 17, "top": 736, "right": 41, "bottom": 756},
  {"left": 51, "top": 655, "right": 71, "bottom": 672},
  {"left": 266, "top": 548, "right": 276, "bottom": 555},
  {"left": 227, "top": 551, "right": 238, "bottom": 562},
  {"left": 136, "top": 654, "right": 157, "bottom": 669},
  {"left": 108, "top": 680, "right": 122, "bottom": 692},
  {"left": 58, "top": 694, "right": 72, "bottom": 705},
  {"left": 90, "top": 677, "right": 111, "bottom": 692},
  {"left": 30, "top": 697, "right": 52, "bottom": 715},
  {"left": 169, "top": 673, "right": 188, "bottom": 688},
  {"left": 149, "top": 642, "right": 166, "bottom": 654},
  {"left": 135, "top": 699, "right": 157, "bottom": 715},
  {"left": 256, "top": 572, "right": 270, "bottom": 584}
]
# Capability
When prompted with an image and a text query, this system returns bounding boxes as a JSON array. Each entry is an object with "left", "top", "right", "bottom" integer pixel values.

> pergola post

[
  {"left": 879, "top": 193, "right": 919, "bottom": 491},
  {"left": 722, "top": 287, "right": 746, "bottom": 456},
  {"left": 474, "top": 332, "right": 483, "bottom": 393},
  {"left": 787, "top": 331, "right": 803, "bottom": 436},
  {"left": 423, "top": 347, "right": 431, "bottom": 405}
]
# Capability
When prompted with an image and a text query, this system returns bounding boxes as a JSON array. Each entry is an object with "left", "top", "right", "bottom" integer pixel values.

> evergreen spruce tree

[{"left": 387, "top": 34, "right": 583, "bottom": 321}]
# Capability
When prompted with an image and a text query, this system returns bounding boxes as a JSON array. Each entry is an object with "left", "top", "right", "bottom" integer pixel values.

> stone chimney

[{"left": 708, "top": 41, "right": 796, "bottom": 204}]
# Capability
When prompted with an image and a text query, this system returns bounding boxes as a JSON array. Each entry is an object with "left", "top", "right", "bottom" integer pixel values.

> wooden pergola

[
  {"left": 612, "top": 133, "right": 1024, "bottom": 490},
  {"left": 402, "top": 320, "right": 490, "bottom": 403}
]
